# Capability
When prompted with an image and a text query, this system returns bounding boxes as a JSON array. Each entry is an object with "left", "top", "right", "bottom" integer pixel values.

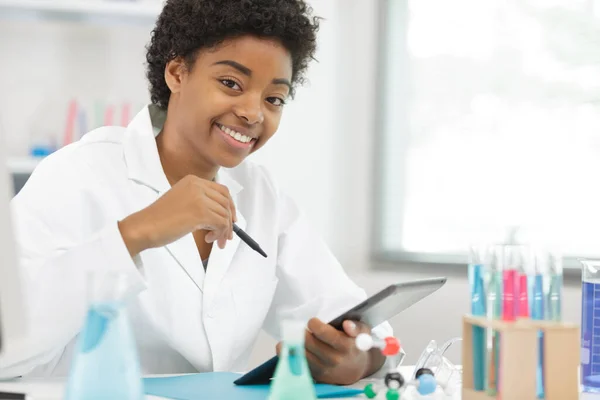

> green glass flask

[{"left": 268, "top": 320, "right": 317, "bottom": 400}]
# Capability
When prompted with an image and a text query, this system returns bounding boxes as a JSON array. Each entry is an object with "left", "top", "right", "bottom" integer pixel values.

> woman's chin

[{"left": 216, "top": 154, "right": 247, "bottom": 169}]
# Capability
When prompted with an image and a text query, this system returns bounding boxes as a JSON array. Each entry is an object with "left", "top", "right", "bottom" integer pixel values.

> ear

[{"left": 164, "top": 57, "right": 187, "bottom": 95}]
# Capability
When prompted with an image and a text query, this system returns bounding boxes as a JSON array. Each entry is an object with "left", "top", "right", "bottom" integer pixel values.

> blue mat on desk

[
  {"left": 144, "top": 372, "right": 363, "bottom": 399},
  {"left": 144, "top": 372, "right": 362, "bottom": 400}
]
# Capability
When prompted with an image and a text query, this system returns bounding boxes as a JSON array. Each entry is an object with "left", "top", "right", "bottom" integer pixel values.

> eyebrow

[
  {"left": 213, "top": 60, "right": 252, "bottom": 76},
  {"left": 272, "top": 78, "right": 292, "bottom": 94},
  {"left": 213, "top": 60, "right": 292, "bottom": 94}
]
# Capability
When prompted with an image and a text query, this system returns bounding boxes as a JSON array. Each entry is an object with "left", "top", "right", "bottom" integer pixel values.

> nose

[{"left": 233, "top": 95, "right": 264, "bottom": 125}]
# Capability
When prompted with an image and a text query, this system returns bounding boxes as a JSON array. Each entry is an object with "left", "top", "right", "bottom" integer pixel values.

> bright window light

[{"left": 377, "top": 0, "right": 600, "bottom": 263}]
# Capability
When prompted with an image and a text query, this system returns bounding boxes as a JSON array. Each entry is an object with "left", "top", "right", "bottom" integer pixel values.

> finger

[
  {"left": 227, "top": 195, "right": 237, "bottom": 224},
  {"left": 208, "top": 183, "right": 236, "bottom": 221},
  {"left": 305, "top": 349, "right": 328, "bottom": 381},
  {"left": 205, "top": 230, "right": 218, "bottom": 244},
  {"left": 210, "top": 181, "right": 232, "bottom": 199},
  {"left": 205, "top": 190, "right": 233, "bottom": 218},
  {"left": 228, "top": 204, "right": 233, "bottom": 241},
  {"left": 204, "top": 222, "right": 227, "bottom": 244},
  {"left": 231, "top": 199, "right": 237, "bottom": 223},
  {"left": 275, "top": 342, "right": 282, "bottom": 355},
  {"left": 205, "top": 190, "right": 234, "bottom": 240},
  {"left": 204, "top": 224, "right": 228, "bottom": 246},
  {"left": 208, "top": 231, "right": 229, "bottom": 248},
  {"left": 215, "top": 188, "right": 236, "bottom": 238},
  {"left": 304, "top": 332, "right": 340, "bottom": 367},
  {"left": 203, "top": 203, "right": 231, "bottom": 243},
  {"left": 342, "top": 320, "right": 370, "bottom": 338},
  {"left": 307, "top": 318, "right": 350, "bottom": 352}
]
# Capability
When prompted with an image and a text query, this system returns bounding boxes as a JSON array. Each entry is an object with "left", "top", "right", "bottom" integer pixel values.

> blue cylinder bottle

[{"left": 580, "top": 259, "right": 600, "bottom": 393}]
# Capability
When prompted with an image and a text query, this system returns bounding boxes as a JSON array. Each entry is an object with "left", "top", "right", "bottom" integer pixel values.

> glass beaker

[
  {"left": 580, "top": 259, "right": 600, "bottom": 393},
  {"left": 64, "top": 271, "right": 144, "bottom": 400},
  {"left": 412, "top": 338, "right": 462, "bottom": 395},
  {"left": 268, "top": 320, "right": 316, "bottom": 400}
]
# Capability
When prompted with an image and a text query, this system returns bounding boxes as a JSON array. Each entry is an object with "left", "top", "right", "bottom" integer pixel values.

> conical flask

[
  {"left": 268, "top": 319, "right": 317, "bottom": 400},
  {"left": 64, "top": 271, "right": 144, "bottom": 400}
]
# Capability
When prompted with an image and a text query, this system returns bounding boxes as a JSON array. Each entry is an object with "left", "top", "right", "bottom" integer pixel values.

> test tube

[
  {"left": 546, "top": 251, "right": 563, "bottom": 322},
  {"left": 531, "top": 249, "right": 546, "bottom": 321},
  {"left": 517, "top": 245, "right": 533, "bottom": 319},
  {"left": 532, "top": 249, "right": 549, "bottom": 399},
  {"left": 469, "top": 245, "right": 487, "bottom": 391},
  {"left": 485, "top": 245, "right": 503, "bottom": 395},
  {"left": 502, "top": 244, "right": 526, "bottom": 321}
]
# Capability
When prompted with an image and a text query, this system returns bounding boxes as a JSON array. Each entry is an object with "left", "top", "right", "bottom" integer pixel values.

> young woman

[{"left": 2, "top": 0, "right": 397, "bottom": 384}]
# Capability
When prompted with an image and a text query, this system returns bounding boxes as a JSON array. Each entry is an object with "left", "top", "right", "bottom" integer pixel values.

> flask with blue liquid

[
  {"left": 64, "top": 271, "right": 144, "bottom": 400},
  {"left": 268, "top": 319, "right": 316, "bottom": 400}
]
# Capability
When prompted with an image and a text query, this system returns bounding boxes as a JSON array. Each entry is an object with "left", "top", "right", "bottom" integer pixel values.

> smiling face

[{"left": 164, "top": 35, "right": 293, "bottom": 169}]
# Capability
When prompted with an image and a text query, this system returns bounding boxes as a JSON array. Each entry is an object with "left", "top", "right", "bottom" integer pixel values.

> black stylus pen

[
  {"left": 0, "top": 391, "right": 28, "bottom": 400},
  {"left": 233, "top": 223, "right": 267, "bottom": 258}
]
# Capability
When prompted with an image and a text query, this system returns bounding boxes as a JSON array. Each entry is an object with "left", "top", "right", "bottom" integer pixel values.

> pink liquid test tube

[
  {"left": 502, "top": 268, "right": 517, "bottom": 321},
  {"left": 517, "top": 271, "right": 529, "bottom": 318}
]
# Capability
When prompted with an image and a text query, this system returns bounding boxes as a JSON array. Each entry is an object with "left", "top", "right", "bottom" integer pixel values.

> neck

[{"left": 156, "top": 116, "right": 219, "bottom": 185}]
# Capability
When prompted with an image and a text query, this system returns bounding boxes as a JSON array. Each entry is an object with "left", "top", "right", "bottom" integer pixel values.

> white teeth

[{"left": 218, "top": 124, "right": 253, "bottom": 144}]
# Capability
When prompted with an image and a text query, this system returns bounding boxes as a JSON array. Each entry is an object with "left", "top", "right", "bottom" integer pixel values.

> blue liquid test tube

[{"left": 469, "top": 245, "right": 487, "bottom": 391}]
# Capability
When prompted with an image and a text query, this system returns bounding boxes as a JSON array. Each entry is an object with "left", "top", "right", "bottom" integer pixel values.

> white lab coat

[{"left": 0, "top": 105, "right": 396, "bottom": 378}]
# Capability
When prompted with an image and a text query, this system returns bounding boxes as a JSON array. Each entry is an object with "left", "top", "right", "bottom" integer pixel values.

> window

[{"left": 375, "top": 0, "right": 600, "bottom": 268}]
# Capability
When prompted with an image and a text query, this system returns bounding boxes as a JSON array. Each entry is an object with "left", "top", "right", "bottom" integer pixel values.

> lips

[
  {"left": 215, "top": 123, "right": 256, "bottom": 144},
  {"left": 215, "top": 123, "right": 257, "bottom": 150}
]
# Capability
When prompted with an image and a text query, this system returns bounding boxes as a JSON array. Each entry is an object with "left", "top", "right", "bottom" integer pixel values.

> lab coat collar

[
  {"left": 122, "top": 105, "right": 246, "bottom": 296},
  {"left": 123, "top": 104, "right": 170, "bottom": 194},
  {"left": 123, "top": 104, "right": 243, "bottom": 197}
]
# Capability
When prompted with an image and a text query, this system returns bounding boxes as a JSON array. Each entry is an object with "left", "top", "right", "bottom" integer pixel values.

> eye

[
  {"left": 267, "top": 97, "right": 286, "bottom": 107},
  {"left": 220, "top": 79, "right": 241, "bottom": 91}
]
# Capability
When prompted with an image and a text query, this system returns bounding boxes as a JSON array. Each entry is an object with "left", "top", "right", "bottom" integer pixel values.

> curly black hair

[{"left": 145, "top": 0, "right": 321, "bottom": 109}]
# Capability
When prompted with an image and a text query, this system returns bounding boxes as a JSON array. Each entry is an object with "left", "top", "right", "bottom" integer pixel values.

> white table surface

[{"left": 0, "top": 366, "right": 444, "bottom": 400}]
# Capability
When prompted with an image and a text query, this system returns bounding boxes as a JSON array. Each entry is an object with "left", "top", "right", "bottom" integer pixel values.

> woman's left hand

[{"left": 275, "top": 318, "right": 386, "bottom": 385}]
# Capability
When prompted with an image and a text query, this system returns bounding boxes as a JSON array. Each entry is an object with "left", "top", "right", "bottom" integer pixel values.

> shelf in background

[
  {"left": 0, "top": 0, "right": 162, "bottom": 23},
  {"left": 7, "top": 157, "right": 42, "bottom": 175}
]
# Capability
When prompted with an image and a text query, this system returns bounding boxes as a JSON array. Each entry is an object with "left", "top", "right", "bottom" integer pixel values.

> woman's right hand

[{"left": 117, "top": 175, "right": 237, "bottom": 257}]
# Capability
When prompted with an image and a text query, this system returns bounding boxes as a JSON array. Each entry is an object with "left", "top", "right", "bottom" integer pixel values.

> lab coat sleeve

[
  {"left": 261, "top": 178, "right": 403, "bottom": 376},
  {"left": 0, "top": 155, "right": 146, "bottom": 378}
]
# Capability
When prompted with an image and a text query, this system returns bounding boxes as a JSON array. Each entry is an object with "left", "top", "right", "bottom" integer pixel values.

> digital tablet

[{"left": 233, "top": 276, "right": 447, "bottom": 385}]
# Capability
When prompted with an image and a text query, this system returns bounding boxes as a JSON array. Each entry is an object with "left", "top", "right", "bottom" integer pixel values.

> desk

[
  {"left": 0, "top": 366, "right": 427, "bottom": 400},
  {"left": 0, "top": 365, "right": 460, "bottom": 400}
]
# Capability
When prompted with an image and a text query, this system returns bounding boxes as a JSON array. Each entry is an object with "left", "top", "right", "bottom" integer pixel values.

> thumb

[
  {"left": 342, "top": 320, "right": 360, "bottom": 337},
  {"left": 275, "top": 342, "right": 282, "bottom": 355}
]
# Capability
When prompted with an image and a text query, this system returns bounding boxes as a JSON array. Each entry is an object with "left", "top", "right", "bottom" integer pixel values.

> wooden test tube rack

[{"left": 461, "top": 315, "right": 579, "bottom": 400}]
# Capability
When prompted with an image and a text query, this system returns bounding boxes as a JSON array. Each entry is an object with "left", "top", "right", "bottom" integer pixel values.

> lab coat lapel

[
  {"left": 202, "top": 169, "right": 244, "bottom": 308},
  {"left": 123, "top": 105, "right": 205, "bottom": 292},
  {"left": 164, "top": 234, "right": 205, "bottom": 293}
]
